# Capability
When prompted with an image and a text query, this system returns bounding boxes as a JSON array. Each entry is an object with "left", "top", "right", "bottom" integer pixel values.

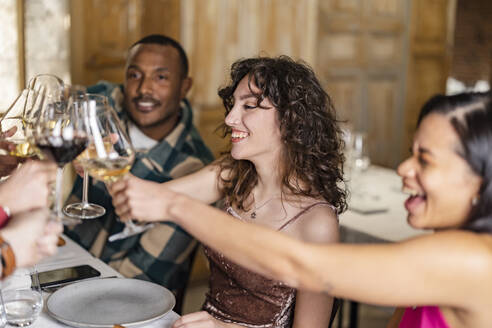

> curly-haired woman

[
  {"left": 117, "top": 92, "right": 492, "bottom": 328},
  {"left": 110, "top": 56, "right": 347, "bottom": 328}
]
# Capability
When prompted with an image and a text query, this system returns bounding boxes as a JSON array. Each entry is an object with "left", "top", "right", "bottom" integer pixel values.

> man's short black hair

[{"left": 130, "top": 34, "right": 189, "bottom": 78}]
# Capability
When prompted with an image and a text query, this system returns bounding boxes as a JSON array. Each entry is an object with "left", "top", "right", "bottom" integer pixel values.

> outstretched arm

[
  {"left": 166, "top": 192, "right": 491, "bottom": 309},
  {"left": 110, "top": 164, "right": 222, "bottom": 222}
]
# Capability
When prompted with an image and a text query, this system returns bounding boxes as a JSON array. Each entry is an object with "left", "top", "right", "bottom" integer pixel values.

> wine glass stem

[
  {"left": 54, "top": 166, "right": 64, "bottom": 221},
  {"left": 81, "top": 171, "right": 89, "bottom": 206}
]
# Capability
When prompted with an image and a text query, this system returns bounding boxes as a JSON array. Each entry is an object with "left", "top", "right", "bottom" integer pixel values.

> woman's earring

[{"left": 472, "top": 196, "right": 479, "bottom": 206}]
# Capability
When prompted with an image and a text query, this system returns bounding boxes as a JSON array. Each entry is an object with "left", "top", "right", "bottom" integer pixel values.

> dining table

[
  {"left": 1, "top": 235, "right": 180, "bottom": 328},
  {"left": 337, "top": 165, "right": 429, "bottom": 328}
]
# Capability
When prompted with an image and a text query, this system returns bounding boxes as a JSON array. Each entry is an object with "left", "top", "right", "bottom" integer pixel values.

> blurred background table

[
  {"left": 336, "top": 165, "right": 428, "bottom": 328},
  {"left": 341, "top": 165, "right": 427, "bottom": 243}
]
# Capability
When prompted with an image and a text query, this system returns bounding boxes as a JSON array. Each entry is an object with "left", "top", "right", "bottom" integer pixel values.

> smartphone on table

[{"left": 32, "top": 264, "right": 101, "bottom": 290}]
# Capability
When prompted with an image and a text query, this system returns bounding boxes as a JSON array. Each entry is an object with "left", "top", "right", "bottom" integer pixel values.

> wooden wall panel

[
  {"left": 367, "top": 77, "right": 398, "bottom": 165},
  {"left": 402, "top": 0, "right": 455, "bottom": 160},
  {"left": 317, "top": 0, "right": 407, "bottom": 167},
  {"left": 70, "top": 0, "right": 180, "bottom": 86},
  {"left": 181, "top": 0, "right": 319, "bottom": 156},
  {"left": 325, "top": 75, "right": 363, "bottom": 124},
  {"left": 82, "top": 0, "right": 140, "bottom": 84},
  {"left": 141, "top": 0, "right": 180, "bottom": 40}
]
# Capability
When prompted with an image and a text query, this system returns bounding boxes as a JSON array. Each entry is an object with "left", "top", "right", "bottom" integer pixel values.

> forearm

[
  {"left": 168, "top": 194, "right": 477, "bottom": 308},
  {"left": 162, "top": 164, "right": 221, "bottom": 204},
  {"left": 169, "top": 193, "right": 312, "bottom": 288}
]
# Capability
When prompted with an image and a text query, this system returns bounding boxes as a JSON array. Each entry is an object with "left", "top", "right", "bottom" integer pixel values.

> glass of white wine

[
  {"left": 0, "top": 74, "right": 67, "bottom": 161},
  {"left": 63, "top": 93, "right": 107, "bottom": 219},
  {"left": 76, "top": 95, "right": 153, "bottom": 241},
  {"left": 0, "top": 89, "right": 41, "bottom": 160}
]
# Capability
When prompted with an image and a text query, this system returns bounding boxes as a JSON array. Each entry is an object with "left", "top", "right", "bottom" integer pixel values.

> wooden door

[
  {"left": 317, "top": 0, "right": 410, "bottom": 167},
  {"left": 402, "top": 0, "right": 455, "bottom": 160},
  {"left": 70, "top": 0, "right": 180, "bottom": 86},
  {"left": 317, "top": 0, "right": 454, "bottom": 167}
]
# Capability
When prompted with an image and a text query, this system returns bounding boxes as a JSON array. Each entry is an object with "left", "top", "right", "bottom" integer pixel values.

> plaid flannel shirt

[{"left": 64, "top": 82, "right": 214, "bottom": 295}]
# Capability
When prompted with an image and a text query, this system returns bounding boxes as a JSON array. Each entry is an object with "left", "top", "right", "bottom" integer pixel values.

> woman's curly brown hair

[{"left": 216, "top": 56, "right": 347, "bottom": 214}]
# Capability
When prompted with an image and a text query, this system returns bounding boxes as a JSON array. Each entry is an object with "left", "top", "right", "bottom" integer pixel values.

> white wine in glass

[
  {"left": 76, "top": 95, "right": 154, "bottom": 241},
  {"left": 63, "top": 93, "right": 107, "bottom": 220},
  {"left": 81, "top": 157, "right": 132, "bottom": 183},
  {"left": 0, "top": 88, "right": 41, "bottom": 160}
]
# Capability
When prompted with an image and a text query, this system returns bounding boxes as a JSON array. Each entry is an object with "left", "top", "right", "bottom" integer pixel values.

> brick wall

[{"left": 450, "top": 0, "right": 492, "bottom": 85}]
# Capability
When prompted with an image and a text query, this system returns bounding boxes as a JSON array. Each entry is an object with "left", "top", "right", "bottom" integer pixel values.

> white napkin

[{"left": 349, "top": 192, "right": 388, "bottom": 214}]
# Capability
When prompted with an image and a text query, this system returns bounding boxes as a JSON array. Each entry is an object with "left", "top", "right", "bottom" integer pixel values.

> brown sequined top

[{"left": 202, "top": 202, "right": 335, "bottom": 328}]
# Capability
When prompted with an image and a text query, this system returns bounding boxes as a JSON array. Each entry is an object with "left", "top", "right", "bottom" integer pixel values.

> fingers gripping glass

[
  {"left": 63, "top": 94, "right": 107, "bottom": 219},
  {"left": 75, "top": 95, "right": 153, "bottom": 241}
]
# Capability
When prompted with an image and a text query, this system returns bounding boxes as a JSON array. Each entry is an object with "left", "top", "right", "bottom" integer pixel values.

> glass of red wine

[{"left": 32, "top": 91, "right": 88, "bottom": 224}]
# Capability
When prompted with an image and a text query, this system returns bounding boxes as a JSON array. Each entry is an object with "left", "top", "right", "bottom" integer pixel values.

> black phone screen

[{"left": 35, "top": 264, "right": 101, "bottom": 288}]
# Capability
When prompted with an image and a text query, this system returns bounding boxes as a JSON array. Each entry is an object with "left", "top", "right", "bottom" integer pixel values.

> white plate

[{"left": 46, "top": 278, "right": 175, "bottom": 327}]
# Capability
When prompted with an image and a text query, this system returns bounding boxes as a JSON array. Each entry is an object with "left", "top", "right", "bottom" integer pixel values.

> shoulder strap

[{"left": 277, "top": 202, "right": 336, "bottom": 231}]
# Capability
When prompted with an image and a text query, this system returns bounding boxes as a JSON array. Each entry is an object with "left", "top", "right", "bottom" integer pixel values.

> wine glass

[
  {"left": 348, "top": 132, "right": 371, "bottom": 200},
  {"left": 63, "top": 94, "right": 106, "bottom": 219},
  {"left": 32, "top": 92, "right": 88, "bottom": 224},
  {"left": 75, "top": 95, "right": 153, "bottom": 241},
  {"left": 0, "top": 74, "right": 68, "bottom": 160},
  {"left": 0, "top": 89, "right": 40, "bottom": 160},
  {"left": 351, "top": 132, "right": 370, "bottom": 173}
]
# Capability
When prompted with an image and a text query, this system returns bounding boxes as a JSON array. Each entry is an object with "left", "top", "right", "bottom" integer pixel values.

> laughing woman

[
  {"left": 110, "top": 56, "right": 346, "bottom": 328},
  {"left": 112, "top": 91, "right": 492, "bottom": 327}
]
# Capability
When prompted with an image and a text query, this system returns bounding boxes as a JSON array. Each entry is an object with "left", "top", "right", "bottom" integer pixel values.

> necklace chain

[{"left": 250, "top": 195, "right": 279, "bottom": 219}]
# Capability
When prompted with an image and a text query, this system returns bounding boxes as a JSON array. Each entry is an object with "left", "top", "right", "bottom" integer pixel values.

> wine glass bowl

[
  {"left": 0, "top": 89, "right": 42, "bottom": 160},
  {"left": 33, "top": 103, "right": 88, "bottom": 167},
  {"left": 73, "top": 95, "right": 153, "bottom": 241},
  {"left": 350, "top": 132, "right": 371, "bottom": 173},
  {"left": 75, "top": 95, "right": 135, "bottom": 183},
  {"left": 32, "top": 92, "right": 88, "bottom": 224}
]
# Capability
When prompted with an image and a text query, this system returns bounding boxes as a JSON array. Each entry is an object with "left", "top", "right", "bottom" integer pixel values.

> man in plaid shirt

[{"left": 64, "top": 35, "right": 214, "bottom": 311}]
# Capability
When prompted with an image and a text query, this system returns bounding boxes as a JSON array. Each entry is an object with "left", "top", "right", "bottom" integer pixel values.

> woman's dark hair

[
  {"left": 417, "top": 91, "right": 492, "bottom": 233},
  {"left": 216, "top": 56, "right": 347, "bottom": 213}
]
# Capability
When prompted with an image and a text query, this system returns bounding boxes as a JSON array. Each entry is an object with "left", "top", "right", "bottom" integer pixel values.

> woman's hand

[
  {"left": 0, "top": 160, "right": 56, "bottom": 215},
  {"left": 172, "top": 311, "right": 239, "bottom": 328},
  {"left": 109, "top": 175, "right": 177, "bottom": 223},
  {"left": 1, "top": 208, "right": 63, "bottom": 267}
]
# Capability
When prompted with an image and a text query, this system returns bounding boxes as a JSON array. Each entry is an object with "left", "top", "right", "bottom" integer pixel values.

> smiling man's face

[{"left": 123, "top": 43, "right": 191, "bottom": 140}]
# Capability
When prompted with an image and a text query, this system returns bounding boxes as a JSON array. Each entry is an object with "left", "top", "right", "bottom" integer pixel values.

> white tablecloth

[
  {"left": 2, "top": 235, "right": 179, "bottom": 328},
  {"left": 340, "top": 165, "right": 429, "bottom": 243}
]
